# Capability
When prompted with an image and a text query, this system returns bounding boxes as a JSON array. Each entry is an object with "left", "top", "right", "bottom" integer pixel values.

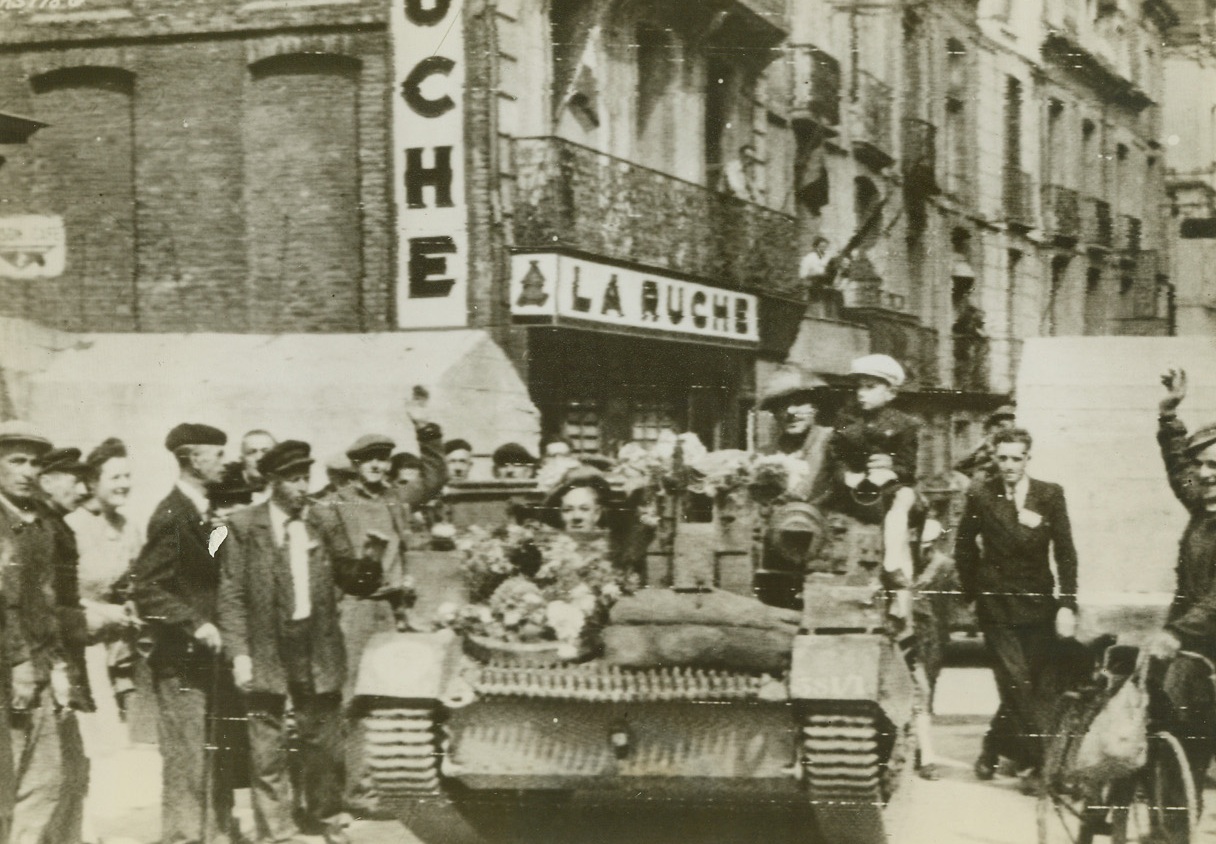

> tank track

[
  {"left": 801, "top": 711, "right": 883, "bottom": 804},
  {"left": 363, "top": 706, "right": 441, "bottom": 798}
]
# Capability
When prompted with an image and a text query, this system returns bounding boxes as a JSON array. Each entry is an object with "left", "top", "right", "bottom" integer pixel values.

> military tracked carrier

[{"left": 355, "top": 493, "right": 916, "bottom": 844}]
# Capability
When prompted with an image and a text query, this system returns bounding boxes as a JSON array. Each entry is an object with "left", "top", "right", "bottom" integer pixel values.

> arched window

[
  {"left": 28, "top": 66, "right": 137, "bottom": 331},
  {"left": 245, "top": 53, "right": 362, "bottom": 331}
]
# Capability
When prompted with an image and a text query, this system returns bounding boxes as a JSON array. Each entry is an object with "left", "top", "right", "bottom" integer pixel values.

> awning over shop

[{"left": 2, "top": 325, "right": 539, "bottom": 524}]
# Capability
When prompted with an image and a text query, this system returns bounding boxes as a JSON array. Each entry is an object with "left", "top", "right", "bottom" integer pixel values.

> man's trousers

[
  {"left": 10, "top": 689, "right": 87, "bottom": 844},
  {"left": 981, "top": 622, "right": 1055, "bottom": 770},
  {"left": 246, "top": 686, "right": 344, "bottom": 840},
  {"left": 153, "top": 671, "right": 243, "bottom": 844}
]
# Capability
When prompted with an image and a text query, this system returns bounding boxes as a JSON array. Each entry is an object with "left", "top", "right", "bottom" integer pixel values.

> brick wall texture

[{"left": 0, "top": 0, "right": 390, "bottom": 333}]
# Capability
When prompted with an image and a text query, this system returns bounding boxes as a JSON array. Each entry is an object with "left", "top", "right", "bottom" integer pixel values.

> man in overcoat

[
  {"left": 219, "top": 440, "right": 380, "bottom": 843},
  {"left": 954, "top": 426, "right": 1078, "bottom": 783},
  {"left": 0, "top": 424, "right": 91, "bottom": 844},
  {"left": 132, "top": 422, "right": 244, "bottom": 844}
]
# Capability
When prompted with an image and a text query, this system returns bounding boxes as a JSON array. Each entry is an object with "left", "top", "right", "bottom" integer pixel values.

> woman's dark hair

[{"left": 84, "top": 437, "right": 128, "bottom": 484}]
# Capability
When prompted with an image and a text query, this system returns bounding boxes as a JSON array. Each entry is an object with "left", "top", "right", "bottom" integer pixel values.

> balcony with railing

[
  {"left": 1081, "top": 197, "right": 1113, "bottom": 247},
  {"left": 1116, "top": 249, "right": 1171, "bottom": 335},
  {"left": 852, "top": 70, "right": 894, "bottom": 170},
  {"left": 1002, "top": 168, "right": 1035, "bottom": 230},
  {"left": 1116, "top": 214, "right": 1142, "bottom": 253},
  {"left": 791, "top": 45, "right": 841, "bottom": 131},
  {"left": 511, "top": 136, "right": 799, "bottom": 298},
  {"left": 1042, "top": 184, "right": 1081, "bottom": 243}
]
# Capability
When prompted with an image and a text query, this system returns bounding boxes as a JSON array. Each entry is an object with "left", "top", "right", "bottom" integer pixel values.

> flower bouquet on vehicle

[{"left": 438, "top": 522, "right": 639, "bottom": 663}]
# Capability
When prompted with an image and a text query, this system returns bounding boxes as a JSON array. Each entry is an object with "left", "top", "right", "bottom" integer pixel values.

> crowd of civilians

[{"left": 0, "top": 402, "right": 584, "bottom": 844}]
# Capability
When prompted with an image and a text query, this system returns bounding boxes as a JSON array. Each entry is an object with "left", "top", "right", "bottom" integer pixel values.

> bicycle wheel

[
  {"left": 1038, "top": 692, "right": 1103, "bottom": 844},
  {"left": 1110, "top": 731, "right": 1198, "bottom": 844}
]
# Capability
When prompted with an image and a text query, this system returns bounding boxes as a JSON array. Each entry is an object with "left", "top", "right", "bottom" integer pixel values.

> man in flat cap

[
  {"left": 133, "top": 422, "right": 244, "bottom": 844},
  {"left": 310, "top": 403, "right": 446, "bottom": 813},
  {"left": 218, "top": 441, "right": 381, "bottom": 844},
  {"left": 443, "top": 438, "right": 474, "bottom": 482},
  {"left": 1143, "top": 369, "right": 1216, "bottom": 806},
  {"left": 0, "top": 427, "right": 93, "bottom": 844}
]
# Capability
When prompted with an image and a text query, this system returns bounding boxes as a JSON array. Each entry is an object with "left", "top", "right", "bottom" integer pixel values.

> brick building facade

[
  {"left": 0, "top": 0, "right": 1185, "bottom": 468},
  {"left": 0, "top": 0, "right": 392, "bottom": 333}
]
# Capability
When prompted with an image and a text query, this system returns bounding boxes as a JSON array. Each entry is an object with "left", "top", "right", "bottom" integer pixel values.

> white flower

[
  {"left": 556, "top": 642, "right": 579, "bottom": 660},
  {"left": 601, "top": 582, "right": 621, "bottom": 600},
  {"left": 502, "top": 610, "right": 522, "bottom": 628},
  {"left": 546, "top": 600, "right": 586, "bottom": 643},
  {"left": 568, "top": 583, "right": 597, "bottom": 614},
  {"left": 436, "top": 602, "right": 458, "bottom": 624},
  {"left": 431, "top": 522, "right": 457, "bottom": 539},
  {"left": 677, "top": 432, "right": 707, "bottom": 463}
]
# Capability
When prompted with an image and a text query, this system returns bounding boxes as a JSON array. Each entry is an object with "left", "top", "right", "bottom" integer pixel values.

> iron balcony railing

[
  {"left": 1042, "top": 184, "right": 1081, "bottom": 241},
  {"left": 1116, "top": 214, "right": 1142, "bottom": 252},
  {"left": 1081, "top": 196, "right": 1114, "bottom": 247},
  {"left": 511, "top": 136, "right": 798, "bottom": 297},
  {"left": 1002, "top": 168, "right": 1035, "bottom": 228}
]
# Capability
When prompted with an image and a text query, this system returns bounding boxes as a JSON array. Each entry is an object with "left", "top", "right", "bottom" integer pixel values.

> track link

[{"left": 364, "top": 706, "right": 441, "bottom": 797}]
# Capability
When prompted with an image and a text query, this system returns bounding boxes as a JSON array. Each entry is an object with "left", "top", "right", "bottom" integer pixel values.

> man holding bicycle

[{"left": 1146, "top": 368, "right": 1216, "bottom": 783}]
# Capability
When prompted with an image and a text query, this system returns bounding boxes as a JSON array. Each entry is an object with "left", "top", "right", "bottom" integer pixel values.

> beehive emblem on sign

[{"left": 516, "top": 260, "right": 549, "bottom": 306}]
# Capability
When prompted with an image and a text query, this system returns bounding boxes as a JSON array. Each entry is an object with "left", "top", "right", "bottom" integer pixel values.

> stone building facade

[
  {"left": 1163, "top": 0, "right": 1216, "bottom": 336},
  {"left": 0, "top": 0, "right": 1183, "bottom": 466}
]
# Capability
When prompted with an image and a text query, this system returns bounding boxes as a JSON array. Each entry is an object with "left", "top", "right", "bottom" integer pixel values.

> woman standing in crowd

[{"left": 65, "top": 438, "right": 144, "bottom": 843}]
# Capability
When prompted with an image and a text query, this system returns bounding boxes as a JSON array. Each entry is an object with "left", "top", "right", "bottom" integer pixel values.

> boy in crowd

[{"left": 824, "top": 354, "right": 922, "bottom": 614}]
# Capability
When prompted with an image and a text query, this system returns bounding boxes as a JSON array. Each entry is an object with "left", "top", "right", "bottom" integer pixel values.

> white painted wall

[{"left": 1017, "top": 336, "right": 1216, "bottom": 636}]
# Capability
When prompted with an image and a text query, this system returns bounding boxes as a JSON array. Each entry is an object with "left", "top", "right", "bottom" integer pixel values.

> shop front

[{"left": 509, "top": 250, "right": 760, "bottom": 455}]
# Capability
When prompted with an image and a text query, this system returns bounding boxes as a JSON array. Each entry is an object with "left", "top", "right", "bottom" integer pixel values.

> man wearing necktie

[
  {"left": 218, "top": 440, "right": 382, "bottom": 844},
  {"left": 133, "top": 422, "right": 245, "bottom": 844},
  {"left": 954, "top": 426, "right": 1079, "bottom": 787}
]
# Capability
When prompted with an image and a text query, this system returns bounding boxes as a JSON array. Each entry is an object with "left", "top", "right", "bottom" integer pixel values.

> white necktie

[{"left": 285, "top": 518, "right": 312, "bottom": 620}]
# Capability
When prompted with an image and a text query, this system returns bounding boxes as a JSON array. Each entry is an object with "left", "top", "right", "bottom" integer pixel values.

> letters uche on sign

[
  {"left": 510, "top": 252, "right": 761, "bottom": 346},
  {"left": 393, "top": 0, "right": 468, "bottom": 329}
]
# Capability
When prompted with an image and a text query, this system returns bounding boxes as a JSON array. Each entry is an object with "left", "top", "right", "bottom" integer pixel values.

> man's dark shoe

[
  {"left": 1017, "top": 767, "right": 1043, "bottom": 796},
  {"left": 974, "top": 751, "right": 997, "bottom": 781}
]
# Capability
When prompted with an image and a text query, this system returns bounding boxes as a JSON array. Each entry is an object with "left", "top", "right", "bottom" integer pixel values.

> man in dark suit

[
  {"left": 133, "top": 422, "right": 244, "bottom": 844},
  {"left": 218, "top": 440, "right": 381, "bottom": 844},
  {"left": 955, "top": 426, "right": 1079, "bottom": 783}
]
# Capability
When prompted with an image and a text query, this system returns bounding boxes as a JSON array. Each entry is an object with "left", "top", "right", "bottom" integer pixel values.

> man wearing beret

[
  {"left": 218, "top": 441, "right": 382, "bottom": 844},
  {"left": 443, "top": 438, "right": 474, "bottom": 482},
  {"left": 133, "top": 422, "right": 244, "bottom": 844},
  {"left": 0, "top": 427, "right": 93, "bottom": 843},
  {"left": 309, "top": 406, "right": 445, "bottom": 813}
]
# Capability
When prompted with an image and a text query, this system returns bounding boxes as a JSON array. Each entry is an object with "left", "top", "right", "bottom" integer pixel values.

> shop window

[
  {"left": 631, "top": 404, "right": 677, "bottom": 447},
  {"left": 562, "top": 404, "right": 602, "bottom": 454}
]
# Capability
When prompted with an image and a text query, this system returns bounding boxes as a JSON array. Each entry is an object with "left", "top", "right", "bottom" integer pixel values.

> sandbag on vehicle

[{"left": 604, "top": 588, "right": 800, "bottom": 672}]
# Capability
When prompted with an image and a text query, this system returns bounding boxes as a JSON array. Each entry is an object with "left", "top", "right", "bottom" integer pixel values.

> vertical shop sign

[{"left": 392, "top": 0, "right": 468, "bottom": 327}]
